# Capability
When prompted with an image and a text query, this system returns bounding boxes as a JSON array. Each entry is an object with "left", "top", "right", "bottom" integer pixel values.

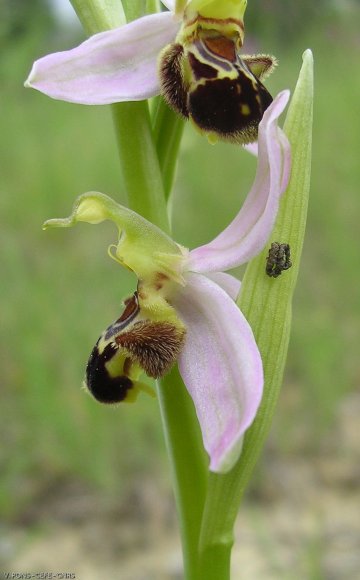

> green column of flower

[{"left": 197, "top": 50, "right": 314, "bottom": 580}]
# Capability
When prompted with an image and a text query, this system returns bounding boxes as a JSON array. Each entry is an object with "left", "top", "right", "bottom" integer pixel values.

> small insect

[
  {"left": 85, "top": 291, "right": 186, "bottom": 404},
  {"left": 266, "top": 242, "right": 292, "bottom": 278},
  {"left": 159, "top": 31, "right": 276, "bottom": 144}
]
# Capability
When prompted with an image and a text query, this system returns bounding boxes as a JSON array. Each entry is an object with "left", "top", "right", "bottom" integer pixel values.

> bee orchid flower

[
  {"left": 43, "top": 91, "right": 291, "bottom": 473},
  {"left": 26, "top": 0, "right": 277, "bottom": 143}
]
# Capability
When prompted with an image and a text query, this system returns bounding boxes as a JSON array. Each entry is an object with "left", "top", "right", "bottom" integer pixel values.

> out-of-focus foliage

[
  {"left": 0, "top": 0, "right": 54, "bottom": 43},
  {"left": 245, "top": 0, "right": 354, "bottom": 44}
]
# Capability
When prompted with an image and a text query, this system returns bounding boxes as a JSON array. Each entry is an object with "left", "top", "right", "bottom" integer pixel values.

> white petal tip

[
  {"left": 210, "top": 436, "right": 244, "bottom": 474},
  {"left": 24, "top": 63, "right": 39, "bottom": 90},
  {"left": 24, "top": 70, "right": 34, "bottom": 88}
]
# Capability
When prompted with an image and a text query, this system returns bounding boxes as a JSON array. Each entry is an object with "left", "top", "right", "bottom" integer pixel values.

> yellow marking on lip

[{"left": 240, "top": 103, "right": 251, "bottom": 115}]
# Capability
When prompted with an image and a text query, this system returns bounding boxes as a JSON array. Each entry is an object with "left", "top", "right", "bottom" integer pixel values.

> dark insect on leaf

[{"left": 266, "top": 242, "right": 292, "bottom": 278}]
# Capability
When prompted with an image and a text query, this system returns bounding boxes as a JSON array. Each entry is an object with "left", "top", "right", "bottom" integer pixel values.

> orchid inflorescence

[
  {"left": 42, "top": 89, "right": 290, "bottom": 472},
  {"left": 27, "top": 0, "right": 295, "bottom": 474}
]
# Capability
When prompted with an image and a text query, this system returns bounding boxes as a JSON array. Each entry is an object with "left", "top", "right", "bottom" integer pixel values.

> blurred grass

[{"left": 1, "top": 3, "right": 359, "bottom": 520}]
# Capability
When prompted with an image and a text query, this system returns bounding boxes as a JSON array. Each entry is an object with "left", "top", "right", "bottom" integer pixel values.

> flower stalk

[
  {"left": 70, "top": 0, "right": 125, "bottom": 35},
  {"left": 111, "top": 101, "right": 170, "bottom": 233},
  {"left": 69, "top": 2, "right": 207, "bottom": 575},
  {"left": 157, "top": 367, "right": 208, "bottom": 580}
]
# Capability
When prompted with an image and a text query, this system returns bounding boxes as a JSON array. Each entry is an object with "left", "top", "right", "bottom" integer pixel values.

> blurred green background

[{"left": 1, "top": 0, "right": 359, "bottom": 577}]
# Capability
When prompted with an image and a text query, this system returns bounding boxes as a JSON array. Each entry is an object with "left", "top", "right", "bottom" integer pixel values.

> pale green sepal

[
  {"left": 43, "top": 192, "right": 185, "bottom": 282},
  {"left": 197, "top": 50, "right": 314, "bottom": 580},
  {"left": 186, "top": 0, "right": 247, "bottom": 20},
  {"left": 179, "top": 0, "right": 247, "bottom": 48}
]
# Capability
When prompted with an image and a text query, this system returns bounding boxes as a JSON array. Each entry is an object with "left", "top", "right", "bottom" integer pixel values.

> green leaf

[{"left": 197, "top": 49, "right": 314, "bottom": 579}]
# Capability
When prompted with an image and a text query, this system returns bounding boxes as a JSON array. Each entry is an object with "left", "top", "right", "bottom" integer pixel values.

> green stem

[
  {"left": 69, "top": 0, "right": 124, "bottom": 35},
  {"left": 198, "top": 539, "right": 232, "bottom": 580},
  {"left": 111, "top": 102, "right": 170, "bottom": 233},
  {"left": 198, "top": 50, "right": 314, "bottom": 576},
  {"left": 121, "top": 0, "right": 146, "bottom": 21},
  {"left": 69, "top": 2, "right": 207, "bottom": 578},
  {"left": 121, "top": 0, "right": 161, "bottom": 20},
  {"left": 107, "top": 9, "right": 207, "bottom": 577},
  {"left": 157, "top": 368, "right": 208, "bottom": 580},
  {"left": 147, "top": 0, "right": 161, "bottom": 13}
]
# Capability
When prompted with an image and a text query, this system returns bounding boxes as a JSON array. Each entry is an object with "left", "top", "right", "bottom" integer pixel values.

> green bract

[
  {"left": 196, "top": 50, "right": 314, "bottom": 580},
  {"left": 43, "top": 191, "right": 186, "bottom": 284}
]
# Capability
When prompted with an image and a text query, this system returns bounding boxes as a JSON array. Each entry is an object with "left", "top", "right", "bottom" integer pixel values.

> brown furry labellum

[
  {"left": 85, "top": 292, "right": 186, "bottom": 404},
  {"left": 159, "top": 34, "right": 276, "bottom": 144},
  {"left": 115, "top": 320, "right": 186, "bottom": 379}
]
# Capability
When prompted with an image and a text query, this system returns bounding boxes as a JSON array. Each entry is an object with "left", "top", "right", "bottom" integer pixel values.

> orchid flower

[
  {"left": 43, "top": 91, "right": 291, "bottom": 473},
  {"left": 26, "top": 0, "right": 277, "bottom": 143}
]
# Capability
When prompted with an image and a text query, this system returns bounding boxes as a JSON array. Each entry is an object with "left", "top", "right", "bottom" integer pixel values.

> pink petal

[
  {"left": 205, "top": 272, "right": 241, "bottom": 300},
  {"left": 278, "top": 125, "right": 292, "bottom": 194},
  {"left": 244, "top": 142, "right": 258, "bottom": 156},
  {"left": 25, "top": 12, "right": 180, "bottom": 104},
  {"left": 188, "top": 90, "right": 291, "bottom": 273},
  {"left": 174, "top": 273, "right": 263, "bottom": 473}
]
